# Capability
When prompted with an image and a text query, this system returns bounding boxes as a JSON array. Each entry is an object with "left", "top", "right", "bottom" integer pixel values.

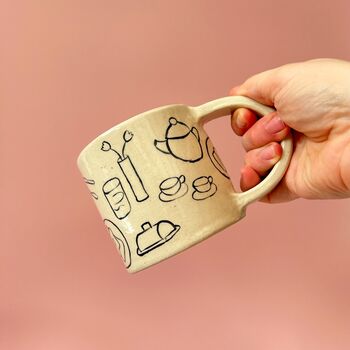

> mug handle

[{"left": 194, "top": 96, "right": 293, "bottom": 209}]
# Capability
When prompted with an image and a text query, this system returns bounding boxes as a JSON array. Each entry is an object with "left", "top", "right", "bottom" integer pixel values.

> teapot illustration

[{"left": 154, "top": 117, "right": 203, "bottom": 163}]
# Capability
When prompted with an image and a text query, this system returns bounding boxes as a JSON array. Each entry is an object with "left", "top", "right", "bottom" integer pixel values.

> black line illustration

[
  {"left": 104, "top": 219, "right": 131, "bottom": 268},
  {"left": 154, "top": 117, "right": 203, "bottom": 163},
  {"left": 84, "top": 178, "right": 95, "bottom": 185},
  {"left": 159, "top": 175, "right": 188, "bottom": 202},
  {"left": 103, "top": 177, "right": 131, "bottom": 219},
  {"left": 192, "top": 175, "right": 217, "bottom": 201},
  {"left": 205, "top": 137, "right": 230, "bottom": 179},
  {"left": 101, "top": 130, "right": 149, "bottom": 202},
  {"left": 136, "top": 220, "right": 180, "bottom": 256},
  {"left": 83, "top": 177, "right": 99, "bottom": 200}
]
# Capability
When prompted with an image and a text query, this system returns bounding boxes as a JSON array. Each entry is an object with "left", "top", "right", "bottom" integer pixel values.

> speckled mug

[{"left": 77, "top": 96, "right": 293, "bottom": 273}]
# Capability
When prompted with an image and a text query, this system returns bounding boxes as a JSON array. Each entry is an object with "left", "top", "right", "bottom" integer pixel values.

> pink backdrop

[{"left": 1, "top": 1, "right": 350, "bottom": 349}]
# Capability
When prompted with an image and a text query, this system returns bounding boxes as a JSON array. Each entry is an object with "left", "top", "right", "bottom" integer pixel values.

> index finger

[
  {"left": 229, "top": 66, "right": 283, "bottom": 106},
  {"left": 231, "top": 108, "right": 257, "bottom": 136}
]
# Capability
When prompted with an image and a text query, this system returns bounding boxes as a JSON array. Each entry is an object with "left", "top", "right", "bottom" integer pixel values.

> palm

[
  {"left": 273, "top": 61, "right": 350, "bottom": 199},
  {"left": 285, "top": 132, "right": 350, "bottom": 199}
]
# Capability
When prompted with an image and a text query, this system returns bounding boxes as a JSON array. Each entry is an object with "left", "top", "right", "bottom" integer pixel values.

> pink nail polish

[{"left": 265, "top": 115, "right": 285, "bottom": 134}]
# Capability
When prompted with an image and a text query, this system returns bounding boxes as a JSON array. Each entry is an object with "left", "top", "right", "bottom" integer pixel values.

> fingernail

[
  {"left": 236, "top": 110, "right": 247, "bottom": 129},
  {"left": 260, "top": 144, "right": 277, "bottom": 160},
  {"left": 265, "top": 114, "right": 285, "bottom": 134}
]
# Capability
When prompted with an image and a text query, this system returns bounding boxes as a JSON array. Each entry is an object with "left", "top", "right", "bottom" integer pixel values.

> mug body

[{"left": 78, "top": 104, "right": 243, "bottom": 272}]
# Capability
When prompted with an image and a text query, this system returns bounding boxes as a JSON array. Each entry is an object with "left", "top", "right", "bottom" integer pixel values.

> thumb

[{"left": 230, "top": 67, "right": 283, "bottom": 107}]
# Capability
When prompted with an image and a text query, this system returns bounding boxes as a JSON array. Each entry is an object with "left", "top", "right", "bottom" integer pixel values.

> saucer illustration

[
  {"left": 136, "top": 220, "right": 181, "bottom": 256},
  {"left": 192, "top": 175, "right": 217, "bottom": 201},
  {"left": 205, "top": 137, "right": 230, "bottom": 179},
  {"left": 159, "top": 175, "right": 188, "bottom": 202}
]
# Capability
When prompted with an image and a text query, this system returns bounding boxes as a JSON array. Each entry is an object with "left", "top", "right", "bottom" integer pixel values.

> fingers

[
  {"left": 241, "top": 163, "right": 298, "bottom": 203},
  {"left": 229, "top": 65, "right": 294, "bottom": 202},
  {"left": 240, "top": 166, "right": 260, "bottom": 191},
  {"left": 229, "top": 67, "right": 282, "bottom": 106},
  {"left": 240, "top": 142, "right": 282, "bottom": 191},
  {"left": 244, "top": 142, "right": 282, "bottom": 175},
  {"left": 231, "top": 108, "right": 289, "bottom": 195},
  {"left": 242, "top": 112, "right": 290, "bottom": 151},
  {"left": 231, "top": 110, "right": 290, "bottom": 151},
  {"left": 231, "top": 108, "right": 257, "bottom": 136}
]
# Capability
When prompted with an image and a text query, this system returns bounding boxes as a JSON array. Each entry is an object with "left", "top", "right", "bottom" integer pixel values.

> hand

[{"left": 230, "top": 58, "right": 350, "bottom": 202}]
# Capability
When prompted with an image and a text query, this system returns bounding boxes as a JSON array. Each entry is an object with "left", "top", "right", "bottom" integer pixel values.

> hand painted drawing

[
  {"left": 103, "top": 177, "right": 131, "bottom": 219},
  {"left": 154, "top": 117, "right": 203, "bottom": 163},
  {"left": 192, "top": 175, "right": 217, "bottom": 201},
  {"left": 101, "top": 130, "right": 149, "bottom": 202},
  {"left": 136, "top": 220, "right": 180, "bottom": 256},
  {"left": 104, "top": 219, "right": 131, "bottom": 268},
  {"left": 159, "top": 175, "right": 188, "bottom": 202},
  {"left": 83, "top": 177, "right": 98, "bottom": 200},
  {"left": 205, "top": 137, "right": 230, "bottom": 179}
]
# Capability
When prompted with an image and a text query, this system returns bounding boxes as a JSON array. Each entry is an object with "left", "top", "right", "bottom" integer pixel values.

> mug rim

[{"left": 77, "top": 103, "right": 191, "bottom": 168}]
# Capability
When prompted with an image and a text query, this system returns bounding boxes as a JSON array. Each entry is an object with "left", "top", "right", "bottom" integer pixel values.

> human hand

[{"left": 230, "top": 58, "right": 350, "bottom": 202}]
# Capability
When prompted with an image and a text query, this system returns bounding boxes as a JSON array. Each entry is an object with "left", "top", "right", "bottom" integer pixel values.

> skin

[{"left": 229, "top": 58, "right": 350, "bottom": 203}]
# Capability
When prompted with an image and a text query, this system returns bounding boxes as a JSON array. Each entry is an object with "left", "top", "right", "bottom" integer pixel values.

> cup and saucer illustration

[
  {"left": 136, "top": 220, "right": 181, "bottom": 256},
  {"left": 192, "top": 175, "right": 217, "bottom": 201},
  {"left": 159, "top": 175, "right": 188, "bottom": 202}
]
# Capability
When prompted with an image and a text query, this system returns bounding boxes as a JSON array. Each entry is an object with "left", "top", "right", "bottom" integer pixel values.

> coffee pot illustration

[{"left": 154, "top": 117, "right": 203, "bottom": 163}]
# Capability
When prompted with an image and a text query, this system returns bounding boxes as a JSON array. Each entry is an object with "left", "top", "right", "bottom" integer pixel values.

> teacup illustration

[
  {"left": 192, "top": 175, "right": 217, "bottom": 201},
  {"left": 136, "top": 220, "right": 181, "bottom": 256},
  {"left": 159, "top": 175, "right": 188, "bottom": 202}
]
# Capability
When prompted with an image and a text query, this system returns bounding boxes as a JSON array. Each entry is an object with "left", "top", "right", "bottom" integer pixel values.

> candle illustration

[{"left": 101, "top": 131, "right": 149, "bottom": 202}]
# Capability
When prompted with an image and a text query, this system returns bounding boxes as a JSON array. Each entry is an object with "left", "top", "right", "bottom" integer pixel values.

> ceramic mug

[
  {"left": 159, "top": 175, "right": 188, "bottom": 202},
  {"left": 77, "top": 96, "right": 293, "bottom": 273}
]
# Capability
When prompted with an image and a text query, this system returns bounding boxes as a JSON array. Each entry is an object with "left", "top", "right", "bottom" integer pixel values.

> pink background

[{"left": 1, "top": 1, "right": 350, "bottom": 349}]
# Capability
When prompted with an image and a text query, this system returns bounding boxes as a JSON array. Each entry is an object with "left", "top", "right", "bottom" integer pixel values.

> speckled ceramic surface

[{"left": 77, "top": 96, "right": 293, "bottom": 273}]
